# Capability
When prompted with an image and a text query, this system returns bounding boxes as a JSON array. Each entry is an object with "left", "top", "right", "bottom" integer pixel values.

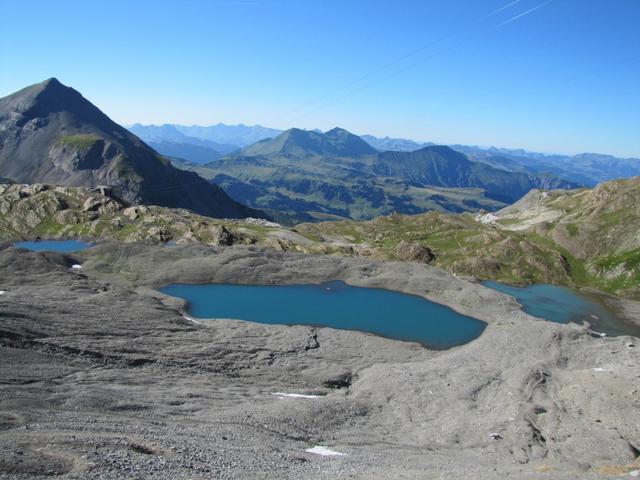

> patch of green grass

[
  {"left": 566, "top": 223, "right": 579, "bottom": 237},
  {"left": 497, "top": 217, "right": 524, "bottom": 226},
  {"left": 600, "top": 206, "right": 632, "bottom": 226},
  {"left": 114, "top": 223, "right": 138, "bottom": 240},
  {"left": 156, "top": 155, "right": 171, "bottom": 167},
  {"left": 56, "top": 134, "right": 100, "bottom": 150},
  {"left": 295, "top": 229, "right": 323, "bottom": 242},
  {"left": 596, "top": 248, "right": 640, "bottom": 271},
  {"left": 32, "top": 217, "right": 64, "bottom": 236}
]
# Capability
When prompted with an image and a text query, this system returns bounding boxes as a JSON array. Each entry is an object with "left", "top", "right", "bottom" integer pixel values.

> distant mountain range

[
  {"left": 127, "top": 123, "right": 240, "bottom": 164},
  {"left": 132, "top": 124, "right": 640, "bottom": 187},
  {"left": 4, "top": 78, "right": 631, "bottom": 226},
  {"left": 171, "top": 127, "right": 577, "bottom": 223},
  {"left": 0, "top": 79, "right": 265, "bottom": 219},
  {"left": 174, "top": 123, "right": 283, "bottom": 148},
  {"left": 129, "top": 123, "right": 281, "bottom": 150},
  {"left": 452, "top": 145, "right": 640, "bottom": 187},
  {"left": 360, "top": 135, "right": 432, "bottom": 152}
]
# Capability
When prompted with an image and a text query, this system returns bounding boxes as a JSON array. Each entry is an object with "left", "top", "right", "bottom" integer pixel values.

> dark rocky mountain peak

[{"left": 0, "top": 78, "right": 266, "bottom": 219}]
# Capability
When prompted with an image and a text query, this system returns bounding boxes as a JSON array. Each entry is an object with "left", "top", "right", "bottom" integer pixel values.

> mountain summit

[
  {"left": 240, "top": 127, "right": 377, "bottom": 158},
  {"left": 0, "top": 78, "right": 265, "bottom": 219}
]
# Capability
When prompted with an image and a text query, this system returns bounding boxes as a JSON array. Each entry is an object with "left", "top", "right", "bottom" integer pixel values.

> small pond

[
  {"left": 483, "top": 281, "right": 640, "bottom": 337},
  {"left": 159, "top": 280, "right": 487, "bottom": 349},
  {"left": 13, "top": 239, "right": 93, "bottom": 253}
]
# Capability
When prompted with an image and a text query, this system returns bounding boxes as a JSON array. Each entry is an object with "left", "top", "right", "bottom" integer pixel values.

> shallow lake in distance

[{"left": 13, "top": 239, "right": 93, "bottom": 253}]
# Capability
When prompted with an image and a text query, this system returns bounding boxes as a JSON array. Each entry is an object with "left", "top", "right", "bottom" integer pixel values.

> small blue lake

[
  {"left": 483, "top": 281, "right": 639, "bottom": 337},
  {"left": 159, "top": 281, "right": 487, "bottom": 349},
  {"left": 13, "top": 239, "right": 93, "bottom": 253}
]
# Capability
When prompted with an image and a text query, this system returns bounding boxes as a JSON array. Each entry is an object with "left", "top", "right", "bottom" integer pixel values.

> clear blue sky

[{"left": 1, "top": 0, "right": 639, "bottom": 156}]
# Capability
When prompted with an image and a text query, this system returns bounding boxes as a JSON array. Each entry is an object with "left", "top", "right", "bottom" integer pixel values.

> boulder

[
  {"left": 395, "top": 241, "right": 435, "bottom": 264},
  {"left": 146, "top": 226, "right": 171, "bottom": 242},
  {"left": 82, "top": 197, "right": 103, "bottom": 212},
  {"left": 209, "top": 225, "right": 236, "bottom": 246}
]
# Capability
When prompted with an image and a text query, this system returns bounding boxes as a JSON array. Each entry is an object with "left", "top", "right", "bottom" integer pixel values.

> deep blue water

[
  {"left": 483, "top": 281, "right": 639, "bottom": 337},
  {"left": 159, "top": 281, "right": 487, "bottom": 349},
  {"left": 13, "top": 239, "right": 93, "bottom": 253}
]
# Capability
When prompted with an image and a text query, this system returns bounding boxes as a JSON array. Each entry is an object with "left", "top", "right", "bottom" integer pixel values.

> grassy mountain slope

[
  {"left": 191, "top": 128, "right": 574, "bottom": 223},
  {"left": 242, "top": 127, "right": 377, "bottom": 157},
  {"left": 493, "top": 178, "right": 640, "bottom": 294},
  {"left": 373, "top": 146, "right": 577, "bottom": 203},
  {"left": 2, "top": 177, "right": 639, "bottom": 298},
  {"left": 298, "top": 177, "right": 640, "bottom": 297}
]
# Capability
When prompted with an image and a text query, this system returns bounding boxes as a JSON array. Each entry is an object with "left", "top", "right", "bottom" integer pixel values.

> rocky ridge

[{"left": 2, "top": 178, "right": 640, "bottom": 298}]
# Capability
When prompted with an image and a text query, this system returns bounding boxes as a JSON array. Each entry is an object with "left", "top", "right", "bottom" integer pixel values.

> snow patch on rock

[
  {"left": 305, "top": 446, "right": 346, "bottom": 456},
  {"left": 475, "top": 213, "right": 499, "bottom": 224},
  {"left": 272, "top": 392, "right": 322, "bottom": 399}
]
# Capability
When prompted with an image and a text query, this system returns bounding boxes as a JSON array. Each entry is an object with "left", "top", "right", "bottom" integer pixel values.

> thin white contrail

[
  {"left": 269, "top": 0, "right": 528, "bottom": 127},
  {"left": 493, "top": 0, "right": 554, "bottom": 29},
  {"left": 483, "top": 0, "right": 523, "bottom": 19},
  {"left": 273, "top": 0, "right": 556, "bottom": 127}
]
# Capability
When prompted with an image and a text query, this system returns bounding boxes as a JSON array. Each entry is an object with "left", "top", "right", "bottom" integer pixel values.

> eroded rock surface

[{"left": 0, "top": 243, "right": 638, "bottom": 479}]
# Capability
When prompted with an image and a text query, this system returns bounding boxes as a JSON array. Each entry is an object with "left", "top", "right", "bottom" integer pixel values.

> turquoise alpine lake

[
  {"left": 483, "top": 281, "right": 640, "bottom": 337},
  {"left": 13, "top": 239, "right": 93, "bottom": 253},
  {"left": 159, "top": 281, "right": 487, "bottom": 349}
]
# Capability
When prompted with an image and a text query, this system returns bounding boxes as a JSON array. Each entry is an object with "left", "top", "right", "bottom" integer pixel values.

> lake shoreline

[
  {"left": 597, "top": 293, "right": 640, "bottom": 329},
  {"left": 159, "top": 280, "right": 487, "bottom": 350}
]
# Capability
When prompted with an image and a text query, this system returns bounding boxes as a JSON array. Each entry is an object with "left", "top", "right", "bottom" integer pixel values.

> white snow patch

[
  {"left": 242, "top": 217, "right": 281, "bottom": 228},
  {"left": 629, "top": 470, "right": 640, "bottom": 477},
  {"left": 475, "top": 213, "right": 499, "bottom": 224},
  {"left": 182, "top": 314, "right": 202, "bottom": 325},
  {"left": 592, "top": 367, "right": 608, "bottom": 372},
  {"left": 305, "top": 446, "right": 346, "bottom": 456},
  {"left": 71, "top": 264, "right": 82, "bottom": 269},
  {"left": 272, "top": 392, "right": 322, "bottom": 399},
  {"left": 0, "top": 290, "right": 5, "bottom": 295}
]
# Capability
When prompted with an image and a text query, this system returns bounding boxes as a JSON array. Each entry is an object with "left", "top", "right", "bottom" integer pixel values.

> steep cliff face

[{"left": 0, "top": 78, "right": 267, "bottom": 219}]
